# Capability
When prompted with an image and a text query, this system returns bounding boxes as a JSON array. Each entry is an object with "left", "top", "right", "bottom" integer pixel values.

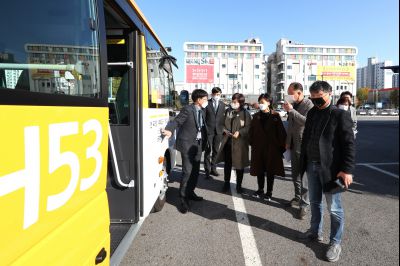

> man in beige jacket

[{"left": 283, "top": 82, "right": 314, "bottom": 219}]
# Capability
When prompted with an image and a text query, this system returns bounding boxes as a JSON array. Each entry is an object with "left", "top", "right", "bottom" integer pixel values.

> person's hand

[
  {"left": 283, "top": 102, "right": 293, "bottom": 112},
  {"left": 337, "top": 171, "right": 353, "bottom": 188},
  {"left": 161, "top": 129, "right": 172, "bottom": 138},
  {"left": 232, "top": 131, "right": 240, "bottom": 139}
]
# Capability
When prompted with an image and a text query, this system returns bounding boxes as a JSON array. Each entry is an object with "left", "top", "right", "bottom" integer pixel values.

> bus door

[{"left": 105, "top": 28, "right": 140, "bottom": 226}]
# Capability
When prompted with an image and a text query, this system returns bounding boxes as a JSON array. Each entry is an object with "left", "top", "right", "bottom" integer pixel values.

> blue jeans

[{"left": 307, "top": 162, "right": 345, "bottom": 244}]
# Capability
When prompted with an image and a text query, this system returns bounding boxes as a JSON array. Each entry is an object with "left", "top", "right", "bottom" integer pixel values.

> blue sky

[{"left": 135, "top": 0, "right": 399, "bottom": 82}]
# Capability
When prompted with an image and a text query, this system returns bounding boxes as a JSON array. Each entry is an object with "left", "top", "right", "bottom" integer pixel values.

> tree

[
  {"left": 356, "top": 87, "right": 370, "bottom": 107},
  {"left": 390, "top": 89, "right": 399, "bottom": 108}
]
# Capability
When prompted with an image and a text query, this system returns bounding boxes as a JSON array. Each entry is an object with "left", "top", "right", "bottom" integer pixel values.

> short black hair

[
  {"left": 211, "top": 87, "right": 222, "bottom": 94},
  {"left": 258, "top": 93, "right": 274, "bottom": 109},
  {"left": 232, "top": 93, "right": 245, "bottom": 107},
  {"left": 309, "top": 81, "right": 332, "bottom": 93},
  {"left": 191, "top": 89, "right": 208, "bottom": 102},
  {"left": 340, "top": 91, "right": 353, "bottom": 98},
  {"left": 289, "top": 82, "right": 303, "bottom": 92}
]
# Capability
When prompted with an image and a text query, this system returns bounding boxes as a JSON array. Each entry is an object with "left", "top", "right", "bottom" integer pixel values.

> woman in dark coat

[
  {"left": 249, "top": 93, "right": 287, "bottom": 201},
  {"left": 216, "top": 93, "right": 252, "bottom": 193}
]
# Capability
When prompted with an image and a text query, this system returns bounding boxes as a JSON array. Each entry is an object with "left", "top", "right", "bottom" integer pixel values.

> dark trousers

[
  {"left": 223, "top": 140, "right": 244, "bottom": 188},
  {"left": 180, "top": 142, "right": 203, "bottom": 198},
  {"left": 291, "top": 149, "right": 309, "bottom": 207},
  {"left": 204, "top": 133, "right": 223, "bottom": 173},
  {"left": 257, "top": 172, "right": 275, "bottom": 197}
]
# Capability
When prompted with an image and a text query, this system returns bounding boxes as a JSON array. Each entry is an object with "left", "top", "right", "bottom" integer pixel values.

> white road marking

[
  {"left": 360, "top": 164, "right": 399, "bottom": 179},
  {"left": 230, "top": 170, "right": 262, "bottom": 266}
]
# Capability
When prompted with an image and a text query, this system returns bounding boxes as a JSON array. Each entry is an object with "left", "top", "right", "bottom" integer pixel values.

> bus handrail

[
  {"left": 108, "top": 123, "right": 135, "bottom": 188},
  {"left": 0, "top": 63, "right": 75, "bottom": 71}
]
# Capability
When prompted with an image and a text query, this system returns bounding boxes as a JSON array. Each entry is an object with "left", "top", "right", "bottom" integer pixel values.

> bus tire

[
  {"left": 152, "top": 192, "right": 166, "bottom": 213},
  {"left": 164, "top": 151, "right": 171, "bottom": 175}
]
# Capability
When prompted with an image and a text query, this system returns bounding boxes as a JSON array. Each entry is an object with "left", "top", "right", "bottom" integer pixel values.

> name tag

[{"left": 240, "top": 120, "right": 245, "bottom": 127}]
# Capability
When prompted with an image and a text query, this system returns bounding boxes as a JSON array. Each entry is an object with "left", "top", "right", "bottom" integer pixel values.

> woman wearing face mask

[
  {"left": 216, "top": 93, "right": 252, "bottom": 193},
  {"left": 336, "top": 97, "right": 351, "bottom": 111},
  {"left": 336, "top": 97, "right": 357, "bottom": 137},
  {"left": 249, "top": 93, "right": 287, "bottom": 201}
]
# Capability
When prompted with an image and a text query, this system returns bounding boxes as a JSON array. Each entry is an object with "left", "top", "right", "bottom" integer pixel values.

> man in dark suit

[
  {"left": 162, "top": 89, "right": 209, "bottom": 213},
  {"left": 204, "top": 87, "right": 226, "bottom": 179},
  {"left": 299, "top": 81, "right": 355, "bottom": 263}
]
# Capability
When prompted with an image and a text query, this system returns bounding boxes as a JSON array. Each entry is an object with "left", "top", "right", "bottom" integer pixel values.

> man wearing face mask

[
  {"left": 162, "top": 89, "right": 209, "bottom": 213},
  {"left": 340, "top": 91, "right": 358, "bottom": 137},
  {"left": 204, "top": 87, "right": 226, "bottom": 179},
  {"left": 299, "top": 81, "right": 355, "bottom": 263},
  {"left": 283, "top": 82, "right": 314, "bottom": 219}
]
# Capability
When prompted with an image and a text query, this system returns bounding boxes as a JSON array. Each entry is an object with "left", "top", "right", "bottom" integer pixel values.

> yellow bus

[{"left": 0, "top": 1, "right": 177, "bottom": 265}]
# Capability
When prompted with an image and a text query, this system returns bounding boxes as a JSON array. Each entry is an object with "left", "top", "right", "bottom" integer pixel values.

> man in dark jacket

[
  {"left": 204, "top": 87, "right": 226, "bottom": 179},
  {"left": 299, "top": 81, "right": 355, "bottom": 263},
  {"left": 162, "top": 89, "right": 209, "bottom": 213},
  {"left": 283, "top": 82, "right": 314, "bottom": 219}
]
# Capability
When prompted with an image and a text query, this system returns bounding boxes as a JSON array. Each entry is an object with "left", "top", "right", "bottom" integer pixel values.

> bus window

[
  {"left": 0, "top": 0, "right": 100, "bottom": 97},
  {"left": 146, "top": 34, "right": 177, "bottom": 108}
]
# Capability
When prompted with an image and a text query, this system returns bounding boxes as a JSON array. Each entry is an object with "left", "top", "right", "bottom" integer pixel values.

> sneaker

[
  {"left": 298, "top": 207, "right": 307, "bottom": 220},
  {"left": 252, "top": 190, "right": 264, "bottom": 199},
  {"left": 287, "top": 198, "right": 300, "bottom": 207},
  {"left": 326, "top": 243, "right": 342, "bottom": 262},
  {"left": 210, "top": 169, "right": 220, "bottom": 176},
  {"left": 298, "top": 229, "right": 323, "bottom": 242},
  {"left": 263, "top": 195, "right": 272, "bottom": 202}
]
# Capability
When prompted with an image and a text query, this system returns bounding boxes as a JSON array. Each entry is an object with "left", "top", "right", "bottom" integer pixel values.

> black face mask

[{"left": 310, "top": 97, "right": 326, "bottom": 108}]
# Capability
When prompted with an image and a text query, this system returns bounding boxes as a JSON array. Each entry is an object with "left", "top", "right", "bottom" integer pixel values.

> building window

[
  {"left": 308, "top": 75, "right": 316, "bottom": 81},
  {"left": 217, "top": 73, "right": 220, "bottom": 78},
  {"left": 255, "top": 75, "right": 260, "bottom": 79},
  {"left": 255, "top": 64, "right": 260, "bottom": 69},
  {"left": 228, "top": 74, "right": 238, "bottom": 79},
  {"left": 287, "top": 75, "right": 292, "bottom": 79},
  {"left": 222, "top": 64, "right": 226, "bottom": 68}
]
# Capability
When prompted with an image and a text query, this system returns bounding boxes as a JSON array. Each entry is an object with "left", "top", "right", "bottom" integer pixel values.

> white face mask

[
  {"left": 338, "top": 104, "right": 348, "bottom": 111},
  {"left": 231, "top": 103, "right": 240, "bottom": 109},
  {"left": 259, "top": 104, "right": 268, "bottom": 111},
  {"left": 284, "top": 95, "right": 295, "bottom": 104},
  {"left": 213, "top": 95, "right": 221, "bottom": 102},
  {"left": 201, "top": 101, "right": 208, "bottom": 108}
]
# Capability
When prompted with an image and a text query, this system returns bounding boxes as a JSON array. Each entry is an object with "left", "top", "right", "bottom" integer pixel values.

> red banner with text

[{"left": 186, "top": 65, "right": 214, "bottom": 83}]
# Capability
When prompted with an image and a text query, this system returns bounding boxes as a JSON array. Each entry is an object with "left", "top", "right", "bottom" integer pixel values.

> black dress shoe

[
  {"left": 205, "top": 173, "right": 212, "bottom": 180},
  {"left": 180, "top": 198, "right": 190, "bottom": 213},
  {"left": 188, "top": 193, "right": 203, "bottom": 201},
  {"left": 210, "top": 169, "right": 219, "bottom": 176}
]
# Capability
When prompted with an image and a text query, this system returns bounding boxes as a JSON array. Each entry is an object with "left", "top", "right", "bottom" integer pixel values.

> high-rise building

[
  {"left": 357, "top": 57, "right": 394, "bottom": 89},
  {"left": 183, "top": 38, "right": 265, "bottom": 100},
  {"left": 268, "top": 38, "right": 357, "bottom": 103}
]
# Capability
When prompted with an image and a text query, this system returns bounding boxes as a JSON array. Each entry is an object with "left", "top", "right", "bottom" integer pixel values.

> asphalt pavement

[{"left": 120, "top": 119, "right": 399, "bottom": 266}]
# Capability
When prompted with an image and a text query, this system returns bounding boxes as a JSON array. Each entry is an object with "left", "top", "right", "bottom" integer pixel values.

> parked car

[
  {"left": 368, "top": 109, "right": 378, "bottom": 116},
  {"left": 379, "top": 109, "right": 389, "bottom": 115},
  {"left": 389, "top": 109, "right": 399, "bottom": 116},
  {"left": 357, "top": 108, "right": 367, "bottom": 115},
  {"left": 275, "top": 108, "right": 287, "bottom": 118}
]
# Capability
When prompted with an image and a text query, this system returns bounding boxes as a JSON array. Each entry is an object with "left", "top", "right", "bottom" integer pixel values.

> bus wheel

[{"left": 152, "top": 175, "right": 167, "bottom": 212}]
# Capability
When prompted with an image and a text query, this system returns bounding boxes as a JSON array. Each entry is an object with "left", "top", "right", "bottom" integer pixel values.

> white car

[
  {"left": 390, "top": 109, "right": 399, "bottom": 116},
  {"left": 368, "top": 109, "right": 378, "bottom": 115},
  {"left": 357, "top": 109, "right": 367, "bottom": 115},
  {"left": 379, "top": 109, "right": 389, "bottom": 115}
]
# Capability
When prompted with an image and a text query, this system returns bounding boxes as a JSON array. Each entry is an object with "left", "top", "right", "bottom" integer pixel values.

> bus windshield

[{"left": 0, "top": 0, "right": 100, "bottom": 97}]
